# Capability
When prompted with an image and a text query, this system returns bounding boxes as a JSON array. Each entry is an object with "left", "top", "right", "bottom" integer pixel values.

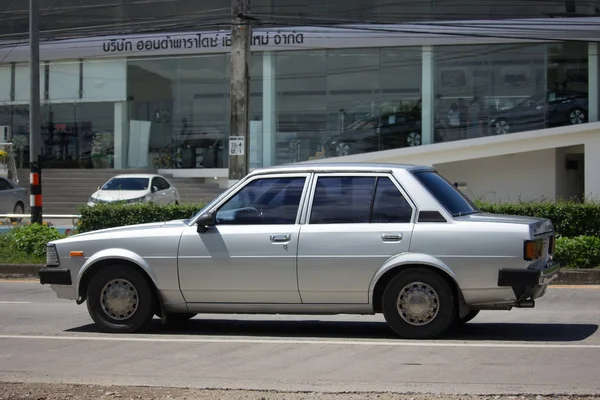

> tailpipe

[{"left": 515, "top": 299, "right": 535, "bottom": 308}]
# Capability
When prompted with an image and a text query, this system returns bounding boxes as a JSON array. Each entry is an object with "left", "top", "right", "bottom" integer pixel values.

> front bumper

[
  {"left": 497, "top": 260, "right": 561, "bottom": 287},
  {"left": 39, "top": 267, "right": 72, "bottom": 286}
]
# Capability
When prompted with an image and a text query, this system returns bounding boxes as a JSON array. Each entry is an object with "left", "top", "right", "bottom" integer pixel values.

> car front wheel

[
  {"left": 86, "top": 265, "right": 156, "bottom": 333},
  {"left": 382, "top": 268, "right": 457, "bottom": 339}
]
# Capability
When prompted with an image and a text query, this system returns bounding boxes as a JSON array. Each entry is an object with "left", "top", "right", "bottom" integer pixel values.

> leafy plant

[
  {"left": 554, "top": 236, "right": 600, "bottom": 269},
  {"left": 475, "top": 200, "right": 600, "bottom": 238},
  {"left": 4, "top": 224, "right": 64, "bottom": 257},
  {"left": 77, "top": 202, "right": 206, "bottom": 233}
]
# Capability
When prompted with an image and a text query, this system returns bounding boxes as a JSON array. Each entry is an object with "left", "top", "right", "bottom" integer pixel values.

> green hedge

[
  {"left": 554, "top": 236, "right": 600, "bottom": 269},
  {"left": 1, "top": 224, "right": 64, "bottom": 258},
  {"left": 475, "top": 200, "right": 600, "bottom": 238},
  {"left": 79, "top": 200, "right": 600, "bottom": 238},
  {"left": 72, "top": 201, "right": 600, "bottom": 269},
  {"left": 78, "top": 202, "right": 206, "bottom": 233}
]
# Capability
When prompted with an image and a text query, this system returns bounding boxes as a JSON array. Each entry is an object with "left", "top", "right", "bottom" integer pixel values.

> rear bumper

[
  {"left": 39, "top": 267, "right": 72, "bottom": 286},
  {"left": 497, "top": 260, "right": 561, "bottom": 287},
  {"left": 497, "top": 261, "right": 560, "bottom": 302}
]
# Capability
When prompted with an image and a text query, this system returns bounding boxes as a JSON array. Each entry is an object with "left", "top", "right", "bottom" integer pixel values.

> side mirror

[
  {"left": 196, "top": 212, "right": 216, "bottom": 233},
  {"left": 151, "top": 186, "right": 158, "bottom": 193}
]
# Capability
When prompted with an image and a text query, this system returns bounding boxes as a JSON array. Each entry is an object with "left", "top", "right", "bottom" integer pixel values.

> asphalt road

[{"left": 1, "top": 281, "right": 599, "bottom": 396}]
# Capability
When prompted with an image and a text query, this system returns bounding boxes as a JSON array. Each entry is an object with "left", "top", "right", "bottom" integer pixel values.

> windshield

[
  {"left": 412, "top": 170, "right": 479, "bottom": 217},
  {"left": 101, "top": 177, "right": 150, "bottom": 191}
]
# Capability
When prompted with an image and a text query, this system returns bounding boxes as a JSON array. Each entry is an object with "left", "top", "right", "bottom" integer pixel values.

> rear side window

[
  {"left": 309, "top": 176, "right": 413, "bottom": 224},
  {"left": 412, "top": 170, "right": 478, "bottom": 217}
]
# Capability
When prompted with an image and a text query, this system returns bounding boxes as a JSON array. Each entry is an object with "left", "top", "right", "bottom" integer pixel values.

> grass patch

[{"left": 0, "top": 244, "right": 44, "bottom": 264}]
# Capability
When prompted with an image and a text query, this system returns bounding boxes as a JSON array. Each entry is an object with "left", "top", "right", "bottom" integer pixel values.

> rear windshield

[
  {"left": 412, "top": 170, "right": 479, "bottom": 217},
  {"left": 101, "top": 177, "right": 150, "bottom": 191}
]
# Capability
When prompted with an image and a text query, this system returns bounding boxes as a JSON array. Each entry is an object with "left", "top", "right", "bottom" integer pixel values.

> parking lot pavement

[{"left": 0, "top": 281, "right": 599, "bottom": 396}]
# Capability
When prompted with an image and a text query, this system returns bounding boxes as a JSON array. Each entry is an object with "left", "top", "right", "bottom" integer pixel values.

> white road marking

[
  {"left": 0, "top": 334, "right": 599, "bottom": 349},
  {"left": 0, "top": 301, "right": 30, "bottom": 304}
]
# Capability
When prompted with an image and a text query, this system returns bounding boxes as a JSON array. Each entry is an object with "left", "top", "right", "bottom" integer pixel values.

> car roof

[
  {"left": 248, "top": 162, "right": 433, "bottom": 176},
  {"left": 109, "top": 174, "right": 161, "bottom": 179}
]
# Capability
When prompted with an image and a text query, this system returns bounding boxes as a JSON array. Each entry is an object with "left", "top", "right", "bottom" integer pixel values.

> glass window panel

[
  {"left": 49, "top": 61, "right": 80, "bottom": 102},
  {"left": 14, "top": 64, "right": 45, "bottom": 104},
  {"left": 217, "top": 176, "right": 306, "bottom": 225},
  {"left": 0, "top": 65, "right": 11, "bottom": 103},
  {"left": 309, "top": 176, "right": 376, "bottom": 224},
  {"left": 82, "top": 59, "right": 127, "bottom": 102},
  {"left": 371, "top": 177, "right": 413, "bottom": 223}
]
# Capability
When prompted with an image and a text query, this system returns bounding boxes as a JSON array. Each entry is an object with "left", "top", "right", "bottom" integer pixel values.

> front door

[
  {"left": 178, "top": 174, "right": 310, "bottom": 303},
  {"left": 297, "top": 174, "right": 416, "bottom": 304}
]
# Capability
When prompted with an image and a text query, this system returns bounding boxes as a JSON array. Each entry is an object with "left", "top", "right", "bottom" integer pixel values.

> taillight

[
  {"left": 548, "top": 235, "right": 555, "bottom": 255},
  {"left": 524, "top": 239, "right": 544, "bottom": 261}
]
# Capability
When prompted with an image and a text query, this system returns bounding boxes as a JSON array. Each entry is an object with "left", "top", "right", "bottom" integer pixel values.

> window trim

[
  {"left": 302, "top": 172, "right": 417, "bottom": 225},
  {"left": 211, "top": 172, "right": 313, "bottom": 226}
]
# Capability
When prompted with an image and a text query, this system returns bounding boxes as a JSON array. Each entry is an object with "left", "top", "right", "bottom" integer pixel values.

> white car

[{"left": 87, "top": 174, "right": 180, "bottom": 206}]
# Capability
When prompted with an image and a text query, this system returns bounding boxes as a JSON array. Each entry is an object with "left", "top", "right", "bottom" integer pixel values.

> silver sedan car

[
  {"left": 39, "top": 163, "right": 560, "bottom": 339},
  {"left": 0, "top": 177, "right": 27, "bottom": 221}
]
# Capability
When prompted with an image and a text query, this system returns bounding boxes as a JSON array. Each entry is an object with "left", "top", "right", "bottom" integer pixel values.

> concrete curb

[{"left": 1, "top": 264, "right": 599, "bottom": 285}]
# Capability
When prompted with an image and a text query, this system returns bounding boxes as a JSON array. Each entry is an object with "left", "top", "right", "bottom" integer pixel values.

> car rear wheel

[
  {"left": 11, "top": 202, "right": 24, "bottom": 223},
  {"left": 382, "top": 268, "right": 457, "bottom": 339},
  {"left": 335, "top": 142, "right": 352, "bottom": 157},
  {"left": 86, "top": 265, "right": 156, "bottom": 333},
  {"left": 494, "top": 118, "right": 510, "bottom": 134},
  {"left": 569, "top": 108, "right": 586, "bottom": 125},
  {"left": 405, "top": 132, "right": 422, "bottom": 147}
]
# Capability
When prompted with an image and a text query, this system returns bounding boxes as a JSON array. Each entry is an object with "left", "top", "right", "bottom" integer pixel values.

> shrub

[
  {"left": 78, "top": 202, "right": 206, "bottom": 233},
  {"left": 554, "top": 236, "right": 600, "bottom": 269},
  {"left": 4, "top": 224, "right": 64, "bottom": 257},
  {"left": 475, "top": 200, "right": 600, "bottom": 238}
]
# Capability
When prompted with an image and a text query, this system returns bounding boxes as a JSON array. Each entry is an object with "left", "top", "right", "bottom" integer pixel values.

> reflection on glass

[
  {"left": 274, "top": 47, "right": 422, "bottom": 163},
  {"left": 433, "top": 42, "right": 589, "bottom": 143}
]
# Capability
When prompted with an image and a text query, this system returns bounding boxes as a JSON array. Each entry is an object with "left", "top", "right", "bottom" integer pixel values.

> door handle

[
  {"left": 270, "top": 234, "right": 291, "bottom": 242},
  {"left": 381, "top": 233, "right": 403, "bottom": 242}
]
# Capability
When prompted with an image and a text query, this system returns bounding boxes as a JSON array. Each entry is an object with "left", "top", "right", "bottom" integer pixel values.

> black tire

[
  {"left": 454, "top": 310, "right": 480, "bottom": 327},
  {"left": 382, "top": 268, "right": 457, "bottom": 339},
  {"left": 86, "top": 265, "right": 156, "bottom": 333},
  {"left": 569, "top": 107, "right": 586, "bottom": 125},
  {"left": 494, "top": 118, "right": 509, "bottom": 135},
  {"left": 10, "top": 202, "right": 24, "bottom": 223},
  {"left": 405, "top": 132, "right": 422, "bottom": 147}
]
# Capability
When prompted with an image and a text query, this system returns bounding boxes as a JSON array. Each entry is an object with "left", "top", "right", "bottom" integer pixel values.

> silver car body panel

[{"left": 44, "top": 162, "right": 558, "bottom": 315}]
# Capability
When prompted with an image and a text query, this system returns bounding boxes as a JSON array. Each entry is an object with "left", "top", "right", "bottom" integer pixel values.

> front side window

[
  {"left": 412, "top": 170, "right": 479, "bottom": 217},
  {"left": 216, "top": 177, "right": 306, "bottom": 225},
  {"left": 309, "top": 175, "right": 413, "bottom": 224}
]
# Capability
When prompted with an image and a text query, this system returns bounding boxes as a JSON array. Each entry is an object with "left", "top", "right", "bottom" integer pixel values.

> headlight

[
  {"left": 46, "top": 244, "right": 60, "bottom": 267},
  {"left": 126, "top": 196, "right": 146, "bottom": 204}
]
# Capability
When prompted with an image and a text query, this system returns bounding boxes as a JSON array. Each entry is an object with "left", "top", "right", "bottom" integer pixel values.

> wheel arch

[
  {"left": 369, "top": 257, "right": 467, "bottom": 315},
  {"left": 76, "top": 250, "right": 159, "bottom": 304}
]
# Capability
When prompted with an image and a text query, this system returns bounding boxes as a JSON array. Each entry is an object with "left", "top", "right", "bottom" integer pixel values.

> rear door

[{"left": 296, "top": 173, "right": 416, "bottom": 304}]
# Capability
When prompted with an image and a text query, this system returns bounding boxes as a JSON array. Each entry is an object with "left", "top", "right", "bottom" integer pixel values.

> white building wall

[{"left": 434, "top": 149, "right": 558, "bottom": 203}]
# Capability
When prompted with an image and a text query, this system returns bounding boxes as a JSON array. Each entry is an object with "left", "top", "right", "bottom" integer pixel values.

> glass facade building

[{"left": 0, "top": 1, "right": 598, "bottom": 172}]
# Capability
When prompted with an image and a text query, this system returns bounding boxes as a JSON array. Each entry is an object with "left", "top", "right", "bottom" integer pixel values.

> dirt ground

[{"left": 0, "top": 383, "right": 599, "bottom": 400}]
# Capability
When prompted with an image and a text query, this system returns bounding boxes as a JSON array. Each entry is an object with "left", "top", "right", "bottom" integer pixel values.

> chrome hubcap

[
  {"left": 397, "top": 282, "right": 440, "bottom": 326},
  {"left": 570, "top": 110, "right": 584, "bottom": 124},
  {"left": 407, "top": 132, "right": 421, "bottom": 147},
  {"left": 335, "top": 143, "right": 350, "bottom": 157},
  {"left": 495, "top": 120, "right": 509, "bottom": 134},
  {"left": 100, "top": 279, "right": 139, "bottom": 321}
]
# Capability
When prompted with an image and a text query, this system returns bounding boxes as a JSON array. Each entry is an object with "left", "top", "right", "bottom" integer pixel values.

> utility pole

[
  {"left": 29, "top": 0, "right": 42, "bottom": 224},
  {"left": 228, "top": 0, "right": 251, "bottom": 187}
]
